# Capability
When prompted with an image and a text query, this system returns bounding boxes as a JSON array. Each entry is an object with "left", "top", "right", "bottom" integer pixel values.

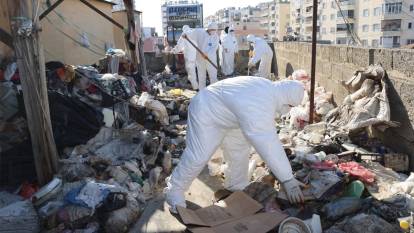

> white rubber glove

[
  {"left": 164, "top": 177, "right": 186, "bottom": 213},
  {"left": 282, "top": 178, "right": 304, "bottom": 204}
]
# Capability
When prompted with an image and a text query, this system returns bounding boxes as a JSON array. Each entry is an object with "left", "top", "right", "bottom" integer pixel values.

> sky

[{"left": 134, "top": 0, "right": 262, "bottom": 35}]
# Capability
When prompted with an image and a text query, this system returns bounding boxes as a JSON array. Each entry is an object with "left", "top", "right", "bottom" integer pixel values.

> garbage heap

[
  {"left": 0, "top": 54, "right": 195, "bottom": 233},
  {"left": 236, "top": 65, "right": 411, "bottom": 233}
]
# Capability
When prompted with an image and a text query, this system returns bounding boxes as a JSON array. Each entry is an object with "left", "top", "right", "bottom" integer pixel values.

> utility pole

[
  {"left": 309, "top": 0, "right": 318, "bottom": 124},
  {"left": 7, "top": 0, "right": 59, "bottom": 185}
]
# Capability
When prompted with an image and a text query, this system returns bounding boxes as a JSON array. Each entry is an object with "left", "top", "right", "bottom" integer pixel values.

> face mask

[{"left": 209, "top": 31, "right": 217, "bottom": 36}]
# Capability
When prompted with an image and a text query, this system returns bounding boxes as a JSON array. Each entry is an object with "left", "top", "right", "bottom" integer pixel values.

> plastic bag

[{"left": 322, "top": 197, "right": 362, "bottom": 220}]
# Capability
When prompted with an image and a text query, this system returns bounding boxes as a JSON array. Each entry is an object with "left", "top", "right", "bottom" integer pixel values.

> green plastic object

[{"left": 344, "top": 180, "right": 365, "bottom": 198}]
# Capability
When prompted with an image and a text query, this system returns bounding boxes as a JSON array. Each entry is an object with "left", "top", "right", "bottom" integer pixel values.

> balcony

[
  {"left": 381, "top": 19, "right": 401, "bottom": 32},
  {"left": 338, "top": 0, "right": 354, "bottom": 5}
]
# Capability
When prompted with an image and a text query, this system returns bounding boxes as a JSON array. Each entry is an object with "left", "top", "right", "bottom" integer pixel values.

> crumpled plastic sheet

[
  {"left": 65, "top": 180, "right": 126, "bottom": 212},
  {"left": 131, "top": 92, "right": 170, "bottom": 125},
  {"left": 95, "top": 138, "right": 142, "bottom": 161},
  {"left": 338, "top": 161, "right": 375, "bottom": 183},
  {"left": 327, "top": 65, "right": 399, "bottom": 132}
]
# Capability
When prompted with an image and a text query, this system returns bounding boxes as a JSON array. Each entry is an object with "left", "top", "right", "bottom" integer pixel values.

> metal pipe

[{"left": 309, "top": 0, "right": 318, "bottom": 124}]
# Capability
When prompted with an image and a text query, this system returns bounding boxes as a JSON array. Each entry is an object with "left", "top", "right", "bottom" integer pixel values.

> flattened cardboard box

[{"left": 177, "top": 191, "right": 288, "bottom": 233}]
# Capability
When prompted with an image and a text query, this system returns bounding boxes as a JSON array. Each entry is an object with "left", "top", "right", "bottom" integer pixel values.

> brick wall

[{"left": 274, "top": 42, "right": 414, "bottom": 169}]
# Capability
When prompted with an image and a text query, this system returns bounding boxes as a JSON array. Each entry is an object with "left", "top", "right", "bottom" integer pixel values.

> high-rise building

[
  {"left": 260, "top": 0, "right": 291, "bottom": 41},
  {"left": 290, "top": 0, "right": 414, "bottom": 47}
]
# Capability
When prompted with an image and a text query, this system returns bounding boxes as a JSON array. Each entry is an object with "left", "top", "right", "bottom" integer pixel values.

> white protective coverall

[
  {"left": 185, "top": 24, "right": 219, "bottom": 90},
  {"left": 171, "top": 26, "right": 198, "bottom": 90},
  {"left": 219, "top": 29, "right": 238, "bottom": 76},
  {"left": 165, "top": 76, "right": 305, "bottom": 211},
  {"left": 247, "top": 35, "right": 273, "bottom": 79}
]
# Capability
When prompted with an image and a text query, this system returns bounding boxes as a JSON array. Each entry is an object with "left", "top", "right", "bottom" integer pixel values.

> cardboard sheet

[
  {"left": 189, "top": 212, "right": 288, "bottom": 233},
  {"left": 177, "top": 191, "right": 263, "bottom": 227}
]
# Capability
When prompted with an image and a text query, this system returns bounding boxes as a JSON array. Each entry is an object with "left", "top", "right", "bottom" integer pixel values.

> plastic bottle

[{"left": 343, "top": 180, "right": 365, "bottom": 198}]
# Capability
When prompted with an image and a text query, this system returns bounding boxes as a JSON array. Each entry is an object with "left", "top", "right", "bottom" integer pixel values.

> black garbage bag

[{"left": 48, "top": 91, "right": 104, "bottom": 149}]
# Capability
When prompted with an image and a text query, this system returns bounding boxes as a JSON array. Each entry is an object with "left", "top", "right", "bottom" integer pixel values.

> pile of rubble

[
  {"left": 236, "top": 65, "right": 411, "bottom": 233},
  {"left": 1, "top": 58, "right": 413, "bottom": 233},
  {"left": 0, "top": 51, "right": 195, "bottom": 232}
]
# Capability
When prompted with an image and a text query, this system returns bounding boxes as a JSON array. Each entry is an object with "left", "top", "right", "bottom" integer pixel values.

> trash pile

[
  {"left": 1, "top": 59, "right": 412, "bottom": 233},
  {"left": 0, "top": 52, "right": 195, "bottom": 232},
  {"left": 208, "top": 65, "right": 410, "bottom": 233}
]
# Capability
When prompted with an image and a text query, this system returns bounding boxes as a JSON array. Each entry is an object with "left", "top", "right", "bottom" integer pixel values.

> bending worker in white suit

[
  {"left": 171, "top": 25, "right": 198, "bottom": 90},
  {"left": 220, "top": 26, "right": 238, "bottom": 76},
  {"left": 165, "top": 76, "right": 305, "bottom": 212},
  {"left": 247, "top": 34, "right": 274, "bottom": 79},
  {"left": 183, "top": 22, "right": 219, "bottom": 90}
]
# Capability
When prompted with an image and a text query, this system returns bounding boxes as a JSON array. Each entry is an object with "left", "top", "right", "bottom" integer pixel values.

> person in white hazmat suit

[
  {"left": 219, "top": 26, "right": 238, "bottom": 76},
  {"left": 183, "top": 22, "right": 219, "bottom": 90},
  {"left": 247, "top": 34, "right": 273, "bottom": 79},
  {"left": 171, "top": 25, "right": 198, "bottom": 90},
  {"left": 164, "top": 76, "right": 305, "bottom": 213}
]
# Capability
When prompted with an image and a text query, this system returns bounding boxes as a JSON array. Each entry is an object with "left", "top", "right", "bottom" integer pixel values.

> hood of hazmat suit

[
  {"left": 247, "top": 34, "right": 255, "bottom": 43},
  {"left": 165, "top": 76, "right": 304, "bottom": 212},
  {"left": 207, "top": 22, "right": 218, "bottom": 31}
]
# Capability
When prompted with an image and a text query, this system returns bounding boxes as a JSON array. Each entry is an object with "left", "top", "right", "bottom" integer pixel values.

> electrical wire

[
  {"left": 43, "top": 16, "right": 106, "bottom": 56},
  {"left": 40, "top": 2, "right": 110, "bottom": 52}
]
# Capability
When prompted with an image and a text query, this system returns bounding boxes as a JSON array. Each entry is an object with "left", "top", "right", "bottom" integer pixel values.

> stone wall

[{"left": 274, "top": 42, "right": 414, "bottom": 168}]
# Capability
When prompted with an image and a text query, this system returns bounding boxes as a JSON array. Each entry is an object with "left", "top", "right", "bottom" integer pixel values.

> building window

[
  {"left": 374, "top": 7, "right": 381, "bottom": 16},
  {"left": 373, "top": 24, "right": 380, "bottom": 32},
  {"left": 337, "top": 23, "right": 351, "bottom": 32},
  {"left": 271, "top": 22, "right": 275, "bottom": 26},
  {"left": 409, "top": 22, "right": 412, "bottom": 29},
  {"left": 381, "top": 36, "right": 400, "bottom": 47},
  {"left": 372, "top": 39, "right": 379, "bottom": 47},
  {"left": 363, "top": 9, "right": 369, "bottom": 17},
  {"left": 330, "top": 14, "right": 335, "bottom": 20},
  {"left": 407, "top": 39, "right": 414, "bottom": 44},
  {"left": 362, "top": 40, "right": 368, "bottom": 46},
  {"left": 384, "top": 2, "right": 402, "bottom": 14},
  {"left": 330, "top": 27, "right": 336, "bottom": 33},
  {"left": 410, "top": 5, "right": 414, "bottom": 12},
  {"left": 322, "top": 27, "right": 326, "bottom": 34},
  {"left": 338, "top": 10, "right": 354, "bottom": 18},
  {"left": 322, "top": 3, "right": 326, "bottom": 9},
  {"left": 362, "top": 25, "right": 369, "bottom": 32},
  {"left": 272, "top": 30, "right": 276, "bottom": 34},
  {"left": 337, "top": 37, "right": 347, "bottom": 44},
  {"left": 331, "top": 1, "right": 336, "bottom": 9},
  {"left": 322, "top": 15, "right": 327, "bottom": 21}
]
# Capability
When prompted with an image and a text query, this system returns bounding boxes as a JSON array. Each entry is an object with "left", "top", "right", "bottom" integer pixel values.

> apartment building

[
  {"left": 260, "top": 0, "right": 291, "bottom": 41},
  {"left": 291, "top": 0, "right": 414, "bottom": 47},
  {"left": 204, "top": 5, "right": 267, "bottom": 49},
  {"left": 290, "top": 0, "right": 319, "bottom": 41}
]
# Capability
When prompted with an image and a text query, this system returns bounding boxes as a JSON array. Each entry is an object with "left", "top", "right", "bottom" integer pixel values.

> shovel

[{"left": 183, "top": 35, "right": 223, "bottom": 76}]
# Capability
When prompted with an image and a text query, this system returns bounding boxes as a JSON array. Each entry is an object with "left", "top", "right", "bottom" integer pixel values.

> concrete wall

[{"left": 274, "top": 42, "right": 414, "bottom": 168}]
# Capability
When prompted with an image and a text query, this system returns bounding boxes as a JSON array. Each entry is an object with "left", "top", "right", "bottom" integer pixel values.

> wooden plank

[
  {"left": 79, "top": 0, "right": 124, "bottom": 30},
  {"left": 0, "top": 27, "right": 13, "bottom": 49},
  {"left": 39, "top": 0, "right": 65, "bottom": 20}
]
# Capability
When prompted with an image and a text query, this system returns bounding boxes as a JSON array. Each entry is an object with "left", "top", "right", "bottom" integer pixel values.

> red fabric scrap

[{"left": 338, "top": 161, "right": 375, "bottom": 183}]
